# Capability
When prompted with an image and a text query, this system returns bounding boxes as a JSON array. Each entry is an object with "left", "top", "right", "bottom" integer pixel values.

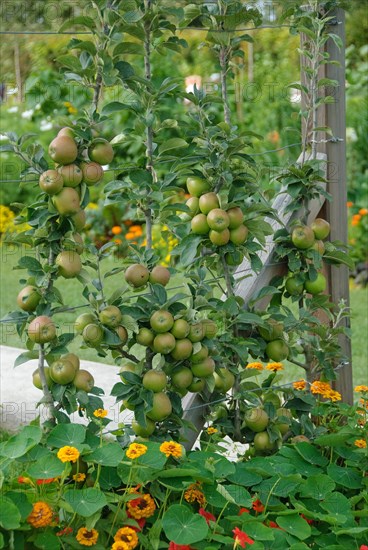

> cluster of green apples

[
  {"left": 184, "top": 177, "right": 249, "bottom": 261},
  {"left": 287, "top": 218, "right": 331, "bottom": 296},
  {"left": 258, "top": 318, "right": 289, "bottom": 362},
  {"left": 124, "top": 264, "right": 171, "bottom": 288},
  {"left": 38, "top": 127, "right": 114, "bottom": 280},
  {"left": 74, "top": 305, "right": 128, "bottom": 349},
  {"left": 32, "top": 352, "right": 94, "bottom": 393}
]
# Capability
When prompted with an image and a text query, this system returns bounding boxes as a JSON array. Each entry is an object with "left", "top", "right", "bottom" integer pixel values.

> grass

[{"left": 1, "top": 246, "right": 367, "bottom": 384}]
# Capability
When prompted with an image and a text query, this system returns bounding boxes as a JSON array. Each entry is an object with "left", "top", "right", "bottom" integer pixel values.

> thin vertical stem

[
  {"left": 37, "top": 344, "right": 55, "bottom": 427},
  {"left": 220, "top": 47, "right": 231, "bottom": 125},
  {"left": 144, "top": 0, "right": 153, "bottom": 251}
]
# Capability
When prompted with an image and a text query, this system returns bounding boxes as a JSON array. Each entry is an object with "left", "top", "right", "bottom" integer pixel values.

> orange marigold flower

[
  {"left": 252, "top": 499, "right": 265, "bottom": 513},
  {"left": 354, "top": 439, "right": 367, "bottom": 448},
  {"left": 73, "top": 473, "right": 86, "bottom": 482},
  {"left": 27, "top": 501, "right": 53, "bottom": 528},
  {"left": 266, "top": 362, "right": 283, "bottom": 372},
  {"left": 351, "top": 219, "right": 360, "bottom": 227},
  {"left": 112, "top": 226, "right": 122, "bottom": 235},
  {"left": 293, "top": 379, "right": 306, "bottom": 390},
  {"left": 127, "top": 494, "right": 156, "bottom": 519},
  {"left": 346, "top": 201, "right": 353, "bottom": 207},
  {"left": 310, "top": 380, "right": 331, "bottom": 395},
  {"left": 206, "top": 427, "right": 218, "bottom": 435},
  {"left": 126, "top": 232, "right": 135, "bottom": 240},
  {"left": 76, "top": 527, "right": 99, "bottom": 546},
  {"left": 359, "top": 208, "right": 368, "bottom": 216},
  {"left": 245, "top": 362, "right": 263, "bottom": 370},
  {"left": 184, "top": 482, "right": 206, "bottom": 506},
  {"left": 159, "top": 441, "right": 183, "bottom": 459},
  {"left": 355, "top": 385, "right": 368, "bottom": 393},
  {"left": 112, "top": 542, "right": 131, "bottom": 550},
  {"left": 114, "top": 526, "right": 139, "bottom": 548},
  {"left": 57, "top": 446, "right": 80, "bottom": 463},
  {"left": 321, "top": 389, "right": 342, "bottom": 402},
  {"left": 126, "top": 443, "right": 147, "bottom": 460},
  {"left": 359, "top": 398, "right": 368, "bottom": 408},
  {"left": 93, "top": 408, "right": 108, "bottom": 418}
]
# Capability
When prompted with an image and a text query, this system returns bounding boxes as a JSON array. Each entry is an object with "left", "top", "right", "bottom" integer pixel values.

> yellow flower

[
  {"left": 266, "top": 362, "right": 283, "bottom": 372},
  {"left": 206, "top": 427, "right": 218, "bottom": 435},
  {"left": 87, "top": 202, "right": 98, "bottom": 210},
  {"left": 127, "top": 494, "right": 156, "bottom": 519},
  {"left": 245, "top": 362, "right": 263, "bottom": 370},
  {"left": 293, "top": 379, "right": 306, "bottom": 390},
  {"left": 57, "top": 446, "right": 80, "bottom": 463},
  {"left": 322, "top": 389, "right": 342, "bottom": 402},
  {"left": 355, "top": 385, "right": 368, "bottom": 393},
  {"left": 76, "top": 527, "right": 99, "bottom": 546},
  {"left": 354, "top": 439, "right": 367, "bottom": 448},
  {"left": 112, "top": 542, "right": 131, "bottom": 550},
  {"left": 114, "top": 526, "right": 139, "bottom": 548},
  {"left": 73, "top": 473, "right": 86, "bottom": 482},
  {"left": 126, "top": 443, "right": 147, "bottom": 460},
  {"left": 159, "top": 441, "right": 183, "bottom": 459},
  {"left": 27, "top": 501, "right": 53, "bottom": 528},
  {"left": 310, "top": 380, "right": 332, "bottom": 395},
  {"left": 93, "top": 408, "right": 108, "bottom": 418},
  {"left": 184, "top": 482, "right": 206, "bottom": 506}
]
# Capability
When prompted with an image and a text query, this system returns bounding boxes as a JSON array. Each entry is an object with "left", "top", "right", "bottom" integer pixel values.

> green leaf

[
  {"left": 34, "top": 532, "right": 61, "bottom": 550},
  {"left": 240, "top": 519, "right": 275, "bottom": 541},
  {"left": 47, "top": 423, "right": 86, "bottom": 448},
  {"left": 59, "top": 16, "right": 96, "bottom": 32},
  {"left": 276, "top": 513, "right": 311, "bottom": 540},
  {"left": 87, "top": 443, "right": 124, "bottom": 467},
  {"left": 226, "top": 463, "right": 262, "bottom": 487},
  {"left": 28, "top": 454, "right": 65, "bottom": 478},
  {"left": 0, "top": 426, "right": 42, "bottom": 459},
  {"left": 162, "top": 504, "right": 208, "bottom": 545},
  {"left": 299, "top": 474, "right": 336, "bottom": 500},
  {"left": 113, "top": 42, "right": 142, "bottom": 55},
  {"left": 218, "top": 485, "right": 252, "bottom": 507},
  {"left": 136, "top": 441, "right": 167, "bottom": 470},
  {"left": 159, "top": 138, "right": 188, "bottom": 155},
  {"left": 314, "top": 429, "right": 352, "bottom": 447},
  {"left": 64, "top": 488, "right": 107, "bottom": 517},
  {"left": 57, "top": 55, "right": 82, "bottom": 72},
  {"left": 14, "top": 350, "right": 39, "bottom": 367},
  {"left": 294, "top": 442, "right": 328, "bottom": 466},
  {"left": 323, "top": 250, "right": 355, "bottom": 270},
  {"left": 320, "top": 492, "right": 351, "bottom": 521},
  {"left": 6, "top": 491, "right": 32, "bottom": 520},
  {"left": 326, "top": 464, "right": 362, "bottom": 489},
  {"left": 0, "top": 497, "right": 21, "bottom": 529},
  {"left": 101, "top": 102, "right": 131, "bottom": 115}
]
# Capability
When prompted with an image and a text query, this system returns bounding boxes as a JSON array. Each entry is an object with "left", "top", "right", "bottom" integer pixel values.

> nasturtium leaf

[
  {"left": 226, "top": 463, "right": 262, "bottom": 487},
  {"left": 28, "top": 454, "right": 65, "bottom": 478},
  {"left": 0, "top": 426, "right": 42, "bottom": 459},
  {"left": 299, "top": 474, "right": 336, "bottom": 500},
  {"left": 64, "top": 488, "right": 107, "bottom": 517},
  {"left": 34, "top": 531, "right": 61, "bottom": 549},
  {"left": 326, "top": 464, "right": 362, "bottom": 489},
  {"left": 162, "top": 504, "right": 208, "bottom": 545},
  {"left": 276, "top": 513, "right": 311, "bottom": 540},
  {"left": 135, "top": 441, "right": 167, "bottom": 470},
  {"left": 6, "top": 491, "right": 32, "bottom": 520},
  {"left": 320, "top": 492, "right": 351, "bottom": 520},
  {"left": 47, "top": 423, "right": 86, "bottom": 447},
  {"left": 218, "top": 484, "right": 252, "bottom": 507},
  {"left": 0, "top": 497, "right": 21, "bottom": 529},
  {"left": 314, "top": 429, "right": 352, "bottom": 447},
  {"left": 294, "top": 442, "right": 328, "bottom": 466},
  {"left": 87, "top": 442, "right": 124, "bottom": 467},
  {"left": 91, "top": 466, "right": 121, "bottom": 490},
  {"left": 240, "top": 520, "right": 275, "bottom": 541}
]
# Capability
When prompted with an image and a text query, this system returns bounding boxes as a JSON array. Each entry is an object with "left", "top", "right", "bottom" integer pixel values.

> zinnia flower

[
  {"left": 184, "top": 482, "right": 206, "bottom": 506},
  {"left": 126, "top": 443, "right": 147, "bottom": 459},
  {"left": 112, "top": 226, "right": 122, "bottom": 235},
  {"left": 322, "top": 389, "right": 342, "bottom": 402},
  {"left": 57, "top": 446, "right": 80, "bottom": 463},
  {"left": 252, "top": 499, "right": 264, "bottom": 513},
  {"left": 76, "top": 527, "right": 99, "bottom": 546},
  {"left": 93, "top": 408, "right": 108, "bottom": 418},
  {"left": 354, "top": 439, "right": 367, "bottom": 448},
  {"left": 73, "top": 473, "right": 86, "bottom": 482},
  {"left": 310, "top": 380, "right": 332, "bottom": 395},
  {"left": 27, "top": 501, "right": 53, "bottom": 528},
  {"left": 293, "top": 379, "right": 306, "bottom": 390},
  {"left": 206, "top": 427, "right": 218, "bottom": 435},
  {"left": 245, "top": 362, "right": 263, "bottom": 370},
  {"left": 113, "top": 526, "right": 139, "bottom": 548},
  {"left": 112, "top": 542, "right": 131, "bottom": 550},
  {"left": 159, "top": 441, "right": 183, "bottom": 459},
  {"left": 355, "top": 385, "right": 368, "bottom": 393},
  {"left": 233, "top": 526, "right": 254, "bottom": 547},
  {"left": 127, "top": 494, "right": 156, "bottom": 519},
  {"left": 266, "top": 362, "right": 283, "bottom": 372},
  {"left": 199, "top": 508, "right": 216, "bottom": 524}
]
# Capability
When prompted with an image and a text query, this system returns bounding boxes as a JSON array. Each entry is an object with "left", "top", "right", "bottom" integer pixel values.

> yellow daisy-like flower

[
  {"left": 322, "top": 389, "right": 342, "bottom": 402},
  {"left": 126, "top": 443, "right": 147, "bottom": 460},
  {"left": 245, "top": 362, "right": 263, "bottom": 370},
  {"left": 354, "top": 439, "right": 367, "bottom": 448},
  {"left": 76, "top": 527, "right": 99, "bottom": 546},
  {"left": 159, "top": 441, "right": 183, "bottom": 459},
  {"left": 93, "top": 408, "right": 108, "bottom": 418},
  {"left": 27, "top": 501, "right": 53, "bottom": 528},
  {"left": 127, "top": 494, "right": 156, "bottom": 519},
  {"left": 293, "top": 379, "right": 306, "bottom": 390},
  {"left": 355, "top": 385, "right": 368, "bottom": 393},
  {"left": 113, "top": 526, "right": 139, "bottom": 548},
  {"left": 73, "top": 473, "right": 86, "bottom": 482},
  {"left": 184, "top": 482, "right": 206, "bottom": 506},
  {"left": 359, "top": 398, "right": 368, "bottom": 409},
  {"left": 57, "top": 446, "right": 80, "bottom": 463},
  {"left": 112, "top": 542, "right": 130, "bottom": 550},
  {"left": 310, "top": 381, "right": 332, "bottom": 395},
  {"left": 266, "top": 362, "right": 283, "bottom": 372},
  {"left": 206, "top": 427, "right": 218, "bottom": 435}
]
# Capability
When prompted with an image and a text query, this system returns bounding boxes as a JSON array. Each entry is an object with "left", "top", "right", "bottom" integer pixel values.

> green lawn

[{"left": 1, "top": 246, "right": 367, "bottom": 384}]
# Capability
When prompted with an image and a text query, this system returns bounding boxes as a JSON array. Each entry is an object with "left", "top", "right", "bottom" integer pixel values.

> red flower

[
  {"left": 199, "top": 508, "right": 216, "bottom": 525},
  {"left": 168, "top": 543, "right": 193, "bottom": 550},
  {"left": 233, "top": 527, "right": 254, "bottom": 547},
  {"left": 127, "top": 512, "right": 146, "bottom": 532},
  {"left": 301, "top": 513, "right": 313, "bottom": 525},
  {"left": 36, "top": 478, "right": 56, "bottom": 485},
  {"left": 268, "top": 521, "right": 282, "bottom": 529},
  {"left": 360, "top": 546, "right": 368, "bottom": 550},
  {"left": 56, "top": 526, "right": 73, "bottom": 537},
  {"left": 239, "top": 508, "right": 250, "bottom": 515},
  {"left": 252, "top": 499, "right": 265, "bottom": 513}
]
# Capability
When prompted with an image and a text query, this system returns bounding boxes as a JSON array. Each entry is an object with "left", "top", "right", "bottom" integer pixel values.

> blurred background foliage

[{"left": 0, "top": 0, "right": 366, "bottom": 265}]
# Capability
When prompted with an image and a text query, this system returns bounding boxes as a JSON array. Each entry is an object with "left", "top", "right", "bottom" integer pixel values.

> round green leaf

[
  {"left": 0, "top": 497, "right": 21, "bottom": 529},
  {"left": 64, "top": 488, "right": 107, "bottom": 517},
  {"left": 47, "top": 424, "right": 86, "bottom": 448},
  {"left": 276, "top": 513, "right": 311, "bottom": 540},
  {"left": 28, "top": 454, "right": 65, "bottom": 479},
  {"left": 87, "top": 442, "right": 124, "bottom": 467},
  {"left": 162, "top": 504, "right": 208, "bottom": 545},
  {"left": 299, "top": 474, "right": 336, "bottom": 500}
]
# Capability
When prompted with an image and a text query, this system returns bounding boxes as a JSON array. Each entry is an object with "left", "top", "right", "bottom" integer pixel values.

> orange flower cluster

[
  {"left": 126, "top": 224, "right": 143, "bottom": 241},
  {"left": 113, "top": 526, "right": 139, "bottom": 549},
  {"left": 184, "top": 482, "right": 206, "bottom": 506},
  {"left": 293, "top": 379, "right": 306, "bottom": 391},
  {"left": 76, "top": 527, "right": 99, "bottom": 546},
  {"left": 354, "top": 439, "right": 367, "bottom": 449},
  {"left": 159, "top": 441, "right": 183, "bottom": 459},
  {"left": 266, "top": 362, "right": 283, "bottom": 372},
  {"left": 310, "top": 381, "right": 342, "bottom": 402},
  {"left": 127, "top": 494, "right": 156, "bottom": 519},
  {"left": 27, "top": 501, "right": 53, "bottom": 528},
  {"left": 245, "top": 361, "right": 263, "bottom": 370},
  {"left": 355, "top": 385, "right": 368, "bottom": 393}
]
